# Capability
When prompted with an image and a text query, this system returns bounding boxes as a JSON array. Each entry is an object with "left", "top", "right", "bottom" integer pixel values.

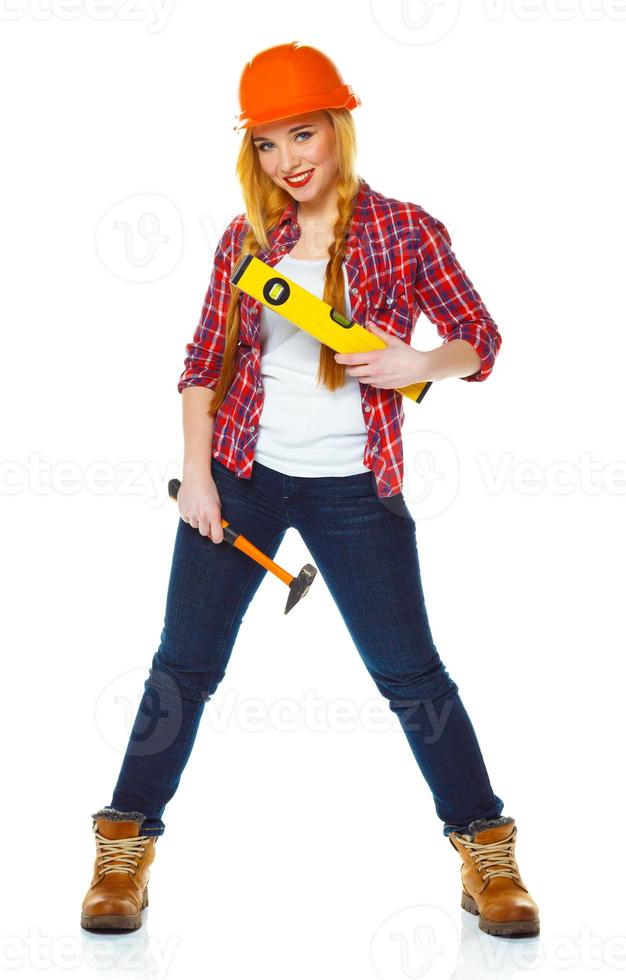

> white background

[{"left": 1, "top": 1, "right": 624, "bottom": 978}]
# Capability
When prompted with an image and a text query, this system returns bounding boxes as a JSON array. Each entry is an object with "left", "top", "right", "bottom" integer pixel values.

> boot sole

[
  {"left": 461, "top": 888, "right": 540, "bottom": 937},
  {"left": 80, "top": 887, "right": 149, "bottom": 932}
]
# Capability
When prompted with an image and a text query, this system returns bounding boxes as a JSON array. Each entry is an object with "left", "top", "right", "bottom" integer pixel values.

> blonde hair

[{"left": 208, "top": 107, "right": 361, "bottom": 417}]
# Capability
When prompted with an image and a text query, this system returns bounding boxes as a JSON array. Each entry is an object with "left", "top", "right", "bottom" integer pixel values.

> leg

[
  {"left": 107, "top": 460, "right": 289, "bottom": 834},
  {"left": 291, "top": 473, "right": 504, "bottom": 835}
]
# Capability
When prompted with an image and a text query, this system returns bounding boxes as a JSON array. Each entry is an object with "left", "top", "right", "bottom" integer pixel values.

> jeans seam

[
  {"left": 137, "top": 525, "right": 286, "bottom": 817},
  {"left": 201, "top": 525, "right": 287, "bottom": 702},
  {"left": 147, "top": 703, "right": 200, "bottom": 819}
]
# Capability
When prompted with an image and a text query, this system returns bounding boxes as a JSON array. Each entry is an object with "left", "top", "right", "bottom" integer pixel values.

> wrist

[
  {"left": 183, "top": 456, "right": 213, "bottom": 477},
  {"left": 411, "top": 346, "right": 436, "bottom": 383}
]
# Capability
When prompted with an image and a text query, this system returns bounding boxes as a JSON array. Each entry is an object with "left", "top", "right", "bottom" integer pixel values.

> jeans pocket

[{"left": 377, "top": 491, "right": 416, "bottom": 524}]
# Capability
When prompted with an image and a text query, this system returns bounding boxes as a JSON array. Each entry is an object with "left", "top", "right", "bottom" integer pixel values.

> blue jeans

[{"left": 108, "top": 458, "right": 503, "bottom": 837}]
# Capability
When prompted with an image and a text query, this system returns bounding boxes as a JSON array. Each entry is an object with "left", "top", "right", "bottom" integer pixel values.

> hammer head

[{"left": 284, "top": 563, "right": 317, "bottom": 615}]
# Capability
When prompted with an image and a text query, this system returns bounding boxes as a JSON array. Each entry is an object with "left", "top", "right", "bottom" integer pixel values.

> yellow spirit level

[{"left": 230, "top": 254, "right": 431, "bottom": 404}]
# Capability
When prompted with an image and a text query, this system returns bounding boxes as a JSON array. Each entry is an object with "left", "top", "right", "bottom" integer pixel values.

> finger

[
  {"left": 365, "top": 321, "right": 394, "bottom": 342},
  {"left": 210, "top": 515, "right": 224, "bottom": 544},
  {"left": 336, "top": 351, "right": 369, "bottom": 361}
]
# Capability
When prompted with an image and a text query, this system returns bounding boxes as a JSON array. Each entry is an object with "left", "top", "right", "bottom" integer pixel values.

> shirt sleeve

[
  {"left": 177, "top": 220, "right": 238, "bottom": 393},
  {"left": 414, "top": 212, "right": 502, "bottom": 382}
]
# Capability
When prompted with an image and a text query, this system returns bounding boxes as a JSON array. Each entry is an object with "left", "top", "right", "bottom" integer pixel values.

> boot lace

[
  {"left": 463, "top": 828, "right": 521, "bottom": 884},
  {"left": 93, "top": 823, "right": 148, "bottom": 876}
]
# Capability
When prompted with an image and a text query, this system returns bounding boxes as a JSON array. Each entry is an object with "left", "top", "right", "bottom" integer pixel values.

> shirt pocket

[{"left": 365, "top": 279, "right": 413, "bottom": 340}]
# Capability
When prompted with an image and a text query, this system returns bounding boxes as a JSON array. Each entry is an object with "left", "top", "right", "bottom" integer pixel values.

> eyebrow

[{"left": 251, "top": 124, "right": 313, "bottom": 144}]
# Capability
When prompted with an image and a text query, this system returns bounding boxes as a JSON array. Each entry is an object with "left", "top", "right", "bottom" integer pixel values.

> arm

[
  {"left": 176, "top": 218, "right": 241, "bottom": 540},
  {"left": 421, "top": 337, "right": 482, "bottom": 382},
  {"left": 177, "top": 216, "right": 242, "bottom": 469},
  {"left": 178, "top": 246, "right": 224, "bottom": 477},
  {"left": 182, "top": 385, "right": 215, "bottom": 478},
  {"left": 177, "top": 225, "right": 235, "bottom": 395},
  {"left": 413, "top": 212, "right": 502, "bottom": 382},
  {"left": 179, "top": 386, "right": 223, "bottom": 542}
]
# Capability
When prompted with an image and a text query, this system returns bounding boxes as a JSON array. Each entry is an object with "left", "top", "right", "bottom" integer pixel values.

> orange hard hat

[{"left": 234, "top": 41, "right": 361, "bottom": 132}]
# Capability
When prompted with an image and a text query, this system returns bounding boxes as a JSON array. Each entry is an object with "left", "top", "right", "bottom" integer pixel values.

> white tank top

[{"left": 254, "top": 254, "right": 369, "bottom": 477}]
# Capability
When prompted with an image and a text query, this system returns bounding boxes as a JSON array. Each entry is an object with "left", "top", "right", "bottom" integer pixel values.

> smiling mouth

[{"left": 284, "top": 168, "right": 315, "bottom": 186}]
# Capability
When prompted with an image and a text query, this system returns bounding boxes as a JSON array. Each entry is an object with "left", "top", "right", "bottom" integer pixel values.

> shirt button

[
  {"left": 351, "top": 286, "right": 358, "bottom": 296},
  {"left": 364, "top": 405, "right": 371, "bottom": 412},
  {"left": 386, "top": 296, "right": 393, "bottom": 306},
  {"left": 256, "top": 383, "right": 263, "bottom": 392},
  {"left": 249, "top": 425, "right": 256, "bottom": 433}
]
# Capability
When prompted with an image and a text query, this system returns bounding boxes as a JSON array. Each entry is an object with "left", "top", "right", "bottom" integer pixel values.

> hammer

[{"left": 167, "top": 478, "right": 317, "bottom": 615}]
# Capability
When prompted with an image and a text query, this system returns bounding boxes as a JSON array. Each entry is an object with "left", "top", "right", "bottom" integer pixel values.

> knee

[
  {"left": 374, "top": 654, "right": 459, "bottom": 707},
  {"left": 147, "top": 652, "right": 224, "bottom": 704},
  {"left": 374, "top": 658, "right": 460, "bottom": 745},
  {"left": 151, "top": 626, "right": 230, "bottom": 703}
]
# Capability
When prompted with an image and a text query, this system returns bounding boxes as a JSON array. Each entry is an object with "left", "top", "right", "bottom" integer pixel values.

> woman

[{"left": 81, "top": 41, "right": 539, "bottom": 938}]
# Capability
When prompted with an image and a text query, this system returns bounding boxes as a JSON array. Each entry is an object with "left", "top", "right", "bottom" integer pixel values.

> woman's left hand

[{"left": 334, "top": 321, "right": 430, "bottom": 389}]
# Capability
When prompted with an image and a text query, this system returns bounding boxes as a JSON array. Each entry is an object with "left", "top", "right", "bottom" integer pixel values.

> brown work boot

[
  {"left": 448, "top": 816, "right": 540, "bottom": 937},
  {"left": 80, "top": 808, "right": 158, "bottom": 932}
]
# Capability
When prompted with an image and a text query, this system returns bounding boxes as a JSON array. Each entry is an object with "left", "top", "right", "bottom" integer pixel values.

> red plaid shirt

[{"left": 178, "top": 177, "right": 502, "bottom": 497}]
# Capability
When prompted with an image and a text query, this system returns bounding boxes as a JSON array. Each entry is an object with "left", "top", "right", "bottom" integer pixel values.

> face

[{"left": 250, "top": 110, "right": 339, "bottom": 202}]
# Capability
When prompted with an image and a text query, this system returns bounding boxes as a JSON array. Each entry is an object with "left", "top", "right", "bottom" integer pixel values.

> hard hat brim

[{"left": 234, "top": 85, "right": 360, "bottom": 132}]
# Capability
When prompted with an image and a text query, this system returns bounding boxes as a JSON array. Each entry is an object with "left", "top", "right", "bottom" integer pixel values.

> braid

[
  {"left": 209, "top": 179, "right": 358, "bottom": 415},
  {"left": 318, "top": 176, "right": 357, "bottom": 391}
]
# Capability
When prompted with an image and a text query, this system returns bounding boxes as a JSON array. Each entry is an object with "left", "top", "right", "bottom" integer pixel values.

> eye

[{"left": 257, "top": 130, "right": 313, "bottom": 152}]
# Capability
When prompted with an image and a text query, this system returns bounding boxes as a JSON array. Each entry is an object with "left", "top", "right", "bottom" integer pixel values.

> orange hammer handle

[
  {"left": 222, "top": 520, "right": 292, "bottom": 586},
  {"left": 168, "top": 478, "right": 293, "bottom": 587}
]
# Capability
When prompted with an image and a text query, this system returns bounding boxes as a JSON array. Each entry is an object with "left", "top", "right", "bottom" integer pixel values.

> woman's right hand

[{"left": 177, "top": 467, "right": 224, "bottom": 543}]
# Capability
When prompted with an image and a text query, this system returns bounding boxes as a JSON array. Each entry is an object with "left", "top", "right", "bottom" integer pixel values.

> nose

[{"left": 279, "top": 144, "right": 301, "bottom": 176}]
